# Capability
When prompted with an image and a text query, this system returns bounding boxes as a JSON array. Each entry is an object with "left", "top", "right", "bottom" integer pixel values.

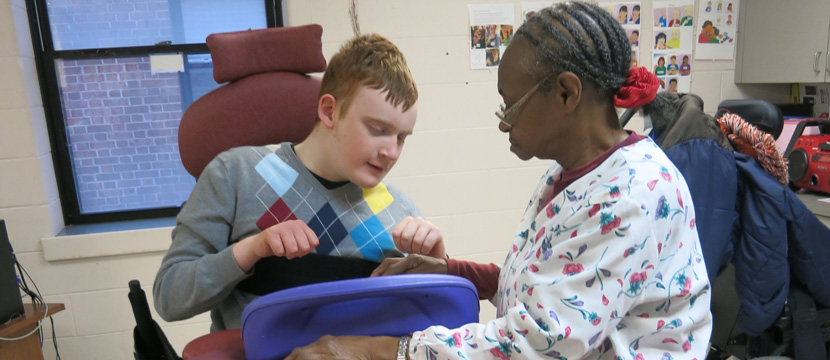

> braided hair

[{"left": 515, "top": 1, "right": 631, "bottom": 99}]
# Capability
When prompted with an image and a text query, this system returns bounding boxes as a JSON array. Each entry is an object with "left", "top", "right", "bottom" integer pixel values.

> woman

[
  {"left": 654, "top": 56, "right": 667, "bottom": 76},
  {"left": 679, "top": 55, "right": 691, "bottom": 76},
  {"left": 287, "top": 2, "right": 711, "bottom": 359},
  {"left": 472, "top": 26, "right": 485, "bottom": 49}
]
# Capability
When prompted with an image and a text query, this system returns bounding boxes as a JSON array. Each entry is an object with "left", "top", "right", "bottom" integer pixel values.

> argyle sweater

[{"left": 153, "top": 143, "right": 421, "bottom": 331}]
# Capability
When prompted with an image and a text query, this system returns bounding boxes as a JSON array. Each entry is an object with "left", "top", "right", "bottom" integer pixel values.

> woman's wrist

[
  {"left": 373, "top": 336, "right": 402, "bottom": 360},
  {"left": 397, "top": 335, "right": 411, "bottom": 360}
]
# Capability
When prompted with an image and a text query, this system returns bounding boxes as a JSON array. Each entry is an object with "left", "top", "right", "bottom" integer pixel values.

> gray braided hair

[{"left": 516, "top": 1, "right": 631, "bottom": 98}]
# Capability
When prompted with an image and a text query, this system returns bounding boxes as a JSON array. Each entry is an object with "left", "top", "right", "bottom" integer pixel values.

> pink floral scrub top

[{"left": 410, "top": 138, "right": 712, "bottom": 359}]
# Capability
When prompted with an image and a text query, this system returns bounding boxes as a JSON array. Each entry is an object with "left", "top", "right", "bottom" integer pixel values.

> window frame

[{"left": 25, "top": 0, "right": 284, "bottom": 225}]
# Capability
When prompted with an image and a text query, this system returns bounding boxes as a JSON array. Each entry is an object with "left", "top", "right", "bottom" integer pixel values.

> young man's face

[{"left": 330, "top": 86, "right": 417, "bottom": 188}]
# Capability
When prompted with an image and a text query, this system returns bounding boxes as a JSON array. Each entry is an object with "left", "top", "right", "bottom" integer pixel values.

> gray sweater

[{"left": 153, "top": 143, "right": 420, "bottom": 331}]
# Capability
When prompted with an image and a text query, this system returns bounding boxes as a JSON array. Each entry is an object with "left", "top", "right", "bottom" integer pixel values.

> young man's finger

[
  {"left": 280, "top": 232, "right": 299, "bottom": 259},
  {"left": 398, "top": 221, "right": 420, "bottom": 249},
  {"left": 303, "top": 224, "right": 320, "bottom": 248},
  {"left": 268, "top": 234, "right": 286, "bottom": 257},
  {"left": 418, "top": 230, "right": 439, "bottom": 255},
  {"left": 392, "top": 216, "right": 414, "bottom": 239},
  {"left": 411, "top": 225, "right": 434, "bottom": 255}
]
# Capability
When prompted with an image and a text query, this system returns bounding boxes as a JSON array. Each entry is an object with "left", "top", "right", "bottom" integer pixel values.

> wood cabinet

[
  {"left": 0, "top": 303, "right": 65, "bottom": 360},
  {"left": 735, "top": 0, "right": 830, "bottom": 83}
]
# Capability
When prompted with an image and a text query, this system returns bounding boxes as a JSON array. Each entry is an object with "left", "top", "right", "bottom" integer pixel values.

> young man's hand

[
  {"left": 392, "top": 216, "right": 446, "bottom": 259},
  {"left": 233, "top": 220, "right": 319, "bottom": 272}
]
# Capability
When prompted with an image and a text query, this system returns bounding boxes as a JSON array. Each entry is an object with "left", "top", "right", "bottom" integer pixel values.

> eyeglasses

[{"left": 495, "top": 75, "right": 551, "bottom": 129}]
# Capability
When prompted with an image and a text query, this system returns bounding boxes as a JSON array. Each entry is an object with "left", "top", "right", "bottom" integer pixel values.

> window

[{"left": 26, "top": 0, "right": 283, "bottom": 224}]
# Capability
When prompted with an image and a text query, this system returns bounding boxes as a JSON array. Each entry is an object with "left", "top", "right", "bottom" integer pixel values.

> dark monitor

[{"left": 0, "top": 220, "right": 24, "bottom": 323}]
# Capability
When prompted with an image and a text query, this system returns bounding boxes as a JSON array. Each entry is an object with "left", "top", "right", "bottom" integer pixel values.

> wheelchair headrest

[{"left": 715, "top": 99, "right": 784, "bottom": 139}]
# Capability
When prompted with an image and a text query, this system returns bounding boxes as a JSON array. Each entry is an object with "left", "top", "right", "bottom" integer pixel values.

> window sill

[{"left": 41, "top": 218, "right": 175, "bottom": 261}]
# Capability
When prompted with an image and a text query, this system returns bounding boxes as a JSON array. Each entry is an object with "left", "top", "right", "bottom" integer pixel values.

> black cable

[
  {"left": 12, "top": 250, "right": 61, "bottom": 359},
  {"left": 50, "top": 316, "right": 61, "bottom": 360}
]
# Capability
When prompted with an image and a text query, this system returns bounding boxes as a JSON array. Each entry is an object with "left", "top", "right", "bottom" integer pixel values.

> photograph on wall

[
  {"left": 468, "top": 4, "right": 515, "bottom": 69},
  {"left": 695, "top": 0, "right": 738, "bottom": 59}
]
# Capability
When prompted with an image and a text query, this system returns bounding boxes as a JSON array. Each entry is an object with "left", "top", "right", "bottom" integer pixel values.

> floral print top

[{"left": 410, "top": 138, "right": 712, "bottom": 359}]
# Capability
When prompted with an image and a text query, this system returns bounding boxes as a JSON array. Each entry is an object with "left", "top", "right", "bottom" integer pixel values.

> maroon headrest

[
  {"left": 179, "top": 24, "right": 326, "bottom": 178},
  {"left": 179, "top": 72, "right": 320, "bottom": 178},
  {"left": 207, "top": 24, "right": 326, "bottom": 83}
]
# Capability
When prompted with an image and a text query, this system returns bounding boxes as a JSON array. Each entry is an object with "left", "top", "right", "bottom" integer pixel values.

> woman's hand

[
  {"left": 372, "top": 254, "right": 448, "bottom": 277},
  {"left": 284, "top": 335, "right": 398, "bottom": 360},
  {"left": 392, "top": 216, "right": 446, "bottom": 258}
]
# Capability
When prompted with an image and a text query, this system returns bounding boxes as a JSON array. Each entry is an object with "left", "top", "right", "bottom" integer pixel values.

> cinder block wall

[{"left": 0, "top": 0, "right": 790, "bottom": 358}]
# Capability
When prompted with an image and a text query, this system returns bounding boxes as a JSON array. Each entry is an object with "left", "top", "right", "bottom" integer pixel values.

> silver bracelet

[{"left": 397, "top": 335, "right": 411, "bottom": 360}]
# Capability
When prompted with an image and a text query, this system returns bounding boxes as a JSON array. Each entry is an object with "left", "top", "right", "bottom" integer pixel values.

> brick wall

[
  {"left": 47, "top": 0, "right": 173, "bottom": 50},
  {"left": 46, "top": 0, "right": 194, "bottom": 213},
  {"left": 59, "top": 57, "right": 194, "bottom": 213}
]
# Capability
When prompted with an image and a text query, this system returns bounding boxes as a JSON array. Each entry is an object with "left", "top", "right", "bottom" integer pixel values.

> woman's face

[
  {"left": 683, "top": 57, "right": 689, "bottom": 65},
  {"left": 658, "top": 58, "right": 665, "bottom": 66},
  {"left": 496, "top": 38, "right": 563, "bottom": 161}
]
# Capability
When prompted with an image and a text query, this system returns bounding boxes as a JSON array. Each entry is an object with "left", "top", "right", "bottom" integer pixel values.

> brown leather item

[
  {"left": 178, "top": 72, "right": 320, "bottom": 178},
  {"left": 207, "top": 24, "right": 327, "bottom": 83},
  {"left": 179, "top": 24, "right": 326, "bottom": 179}
]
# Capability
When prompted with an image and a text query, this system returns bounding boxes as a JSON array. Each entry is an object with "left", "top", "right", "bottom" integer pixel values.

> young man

[
  {"left": 153, "top": 34, "right": 443, "bottom": 332},
  {"left": 668, "top": 78, "right": 679, "bottom": 93}
]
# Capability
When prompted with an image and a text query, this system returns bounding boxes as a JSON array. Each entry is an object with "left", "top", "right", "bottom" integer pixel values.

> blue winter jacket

[{"left": 645, "top": 93, "right": 830, "bottom": 336}]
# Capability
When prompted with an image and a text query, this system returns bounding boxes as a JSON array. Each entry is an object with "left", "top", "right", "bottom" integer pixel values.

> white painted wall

[{"left": 0, "top": 0, "right": 791, "bottom": 358}]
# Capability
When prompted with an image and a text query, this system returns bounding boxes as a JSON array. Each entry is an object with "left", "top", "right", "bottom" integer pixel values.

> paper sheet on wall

[
  {"left": 694, "top": 0, "right": 738, "bottom": 60},
  {"left": 149, "top": 53, "right": 184, "bottom": 73},
  {"left": 468, "top": 4, "right": 514, "bottom": 70},
  {"left": 647, "top": 1, "right": 695, "bottom": 94}
]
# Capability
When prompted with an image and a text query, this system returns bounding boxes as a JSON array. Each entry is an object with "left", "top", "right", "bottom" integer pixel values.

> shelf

[{"left": 0, "top": 303, "right": 65, "bottom": 338}]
